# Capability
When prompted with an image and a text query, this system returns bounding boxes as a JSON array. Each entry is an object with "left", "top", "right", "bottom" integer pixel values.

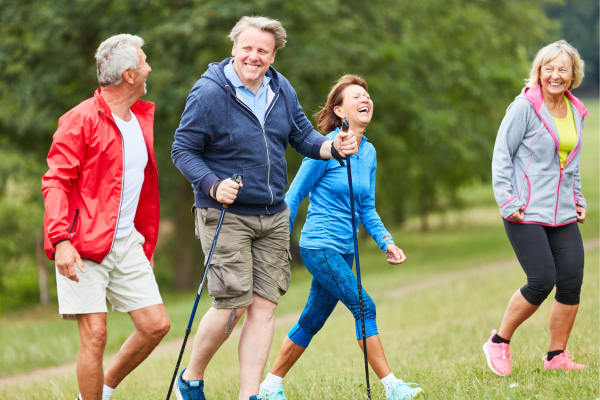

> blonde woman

[{"left": 486, "top": 40, "right": 589, "bottom": 376}]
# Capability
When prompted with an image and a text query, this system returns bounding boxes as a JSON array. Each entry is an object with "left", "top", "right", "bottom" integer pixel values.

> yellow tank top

[{"left": 552, "top": 96, "right": 577, "bottom": 168}]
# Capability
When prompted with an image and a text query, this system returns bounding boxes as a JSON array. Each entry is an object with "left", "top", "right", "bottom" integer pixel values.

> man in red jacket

[{"left": 42, "top": 34, "right": 170, "bottom": 400}]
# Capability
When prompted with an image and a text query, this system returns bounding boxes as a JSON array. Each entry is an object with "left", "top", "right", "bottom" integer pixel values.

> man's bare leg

[
  {"left": 182, "top": 306, "right": 248, "bottom": 381},
  {"left": 103, "top": 304, "right": 171, "bottom": 389},
  {"left": 238, "top": 294, "right": 277, "bottom": 399},
  {"left": 76, "top": 313, "right": 108, "bottom": 400}
]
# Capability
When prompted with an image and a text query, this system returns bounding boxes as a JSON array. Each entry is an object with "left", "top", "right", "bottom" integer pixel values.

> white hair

[
  {"left": 95, "top": 34, "right": 144, "bottom": 87},
  {"left": 526, "top": 40, "right": 585, "bottom": 90},
  {"left": 228, "top": 16, "right": 287, "bottom": 51}
]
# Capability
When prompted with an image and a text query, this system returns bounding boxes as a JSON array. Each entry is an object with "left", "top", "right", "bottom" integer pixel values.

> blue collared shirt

[{"left": 224, "top": 59, "right": 271, "bottom": 125}]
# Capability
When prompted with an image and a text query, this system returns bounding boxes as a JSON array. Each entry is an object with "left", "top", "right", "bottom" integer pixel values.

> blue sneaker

[
  {"left": 249, "top": 396, "right": 263, "bottom": 400},
  {"left": 387, "top": 380, "right": 423, "bottom": 400},
  {"left": 259, "top": 383, "right": 288, "bottom": 400},
  {"left": 175, "top": 368, "right": 206, "bottom": 400}
]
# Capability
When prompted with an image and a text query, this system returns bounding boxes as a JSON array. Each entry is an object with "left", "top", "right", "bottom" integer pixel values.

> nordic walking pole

[
  {"left": 165, "top": 174, "right": 242, "bottom": 400},
  {"left": 342, "top": 120, "right": 372, "bottom": 400}
]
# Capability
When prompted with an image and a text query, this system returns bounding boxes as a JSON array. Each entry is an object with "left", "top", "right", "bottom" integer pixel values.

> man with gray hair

[
  {"left": 172, "top": 16, "right": 357, "bottom": 400},
  {"left": 42, "top": 34, "right": 170, "bottom": 400}
]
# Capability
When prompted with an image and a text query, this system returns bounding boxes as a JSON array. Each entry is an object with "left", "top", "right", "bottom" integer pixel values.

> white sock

[
  {"left": 261, "top": 373, "right": 284, "bottom": 392},
  {"left": 381, "top": 373, "right": 398, "bottom": 396},
  {"left": 102, "top": 385, "right": 115, "bottom": 400}
]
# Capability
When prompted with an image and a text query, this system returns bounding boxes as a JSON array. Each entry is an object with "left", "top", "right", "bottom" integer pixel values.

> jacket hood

[
  {"left": 522, "top": 84, "right": 589, "bottom": 118},
  {"left": 199, "top": 57, "right": 301, "bottom": 141},
  {"left": 201, "top": 57, "right": 282, "bottom": 94}
]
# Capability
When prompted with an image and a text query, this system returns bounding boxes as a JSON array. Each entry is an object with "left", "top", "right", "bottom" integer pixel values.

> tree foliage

[
  {"left": 0, "top": 0, "right": 557, "bottom": 301},
  {"left": 545, "top": 0, "right": 599, "bottom": 95},
  {"left": 0, "top": 146, "right": 50, "bottom": 313}
]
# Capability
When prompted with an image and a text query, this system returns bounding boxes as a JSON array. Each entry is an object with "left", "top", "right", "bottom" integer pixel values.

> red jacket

[{"left": 42, "top": 89, "right": 160, "bottom": 263}]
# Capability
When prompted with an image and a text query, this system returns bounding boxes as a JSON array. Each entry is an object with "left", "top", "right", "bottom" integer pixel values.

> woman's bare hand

[
  {"left": 507, "top": 206, "right": 525, "bottom": 222},
  {"left": 385, "top": 243, "right": 406, "bottom": 265},
  {"left": 576, "top": 205, "right": 586, "bottom": 223}
]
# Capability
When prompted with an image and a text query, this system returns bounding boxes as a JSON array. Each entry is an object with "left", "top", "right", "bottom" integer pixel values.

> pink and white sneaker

[
  {"left": 482, "top": 330, "right": 512, "bottom": 376},
  {"left": 543, "top": 351, "right": 587, "bottom": 371}
]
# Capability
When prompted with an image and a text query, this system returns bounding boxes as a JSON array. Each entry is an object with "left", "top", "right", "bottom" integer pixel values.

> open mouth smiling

[
  {"left": 358, "top": 107, "right": 369, "bottom": 114},
  {"left": 245, "top": 63, "right": 261, "bottom": 71}
]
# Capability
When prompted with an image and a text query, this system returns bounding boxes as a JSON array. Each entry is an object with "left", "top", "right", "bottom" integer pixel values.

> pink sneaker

[
  {"left": 543, "top": 351, "right": 587, "bottom": 371},
  {"left": 483, "top": 330, "right": 512, "bottom": 376}
]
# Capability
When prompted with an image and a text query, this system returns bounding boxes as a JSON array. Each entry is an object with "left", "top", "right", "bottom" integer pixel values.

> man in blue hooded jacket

[{"left": 172, "top": 16, "right": 357, "bottom": 400}]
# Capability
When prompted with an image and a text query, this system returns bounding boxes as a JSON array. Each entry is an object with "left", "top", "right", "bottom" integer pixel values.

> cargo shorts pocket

[
  {"left": 195, "top": 208, "right": 219, "bottom": 240},
  {"left": 207, "top": 250, "right": 251, "bottom": 298},
  {"left": 277, "top": 249, "right": 292, "bottom": 295},
  {"left": 194, "top": 209, "right": 202, "bottom": 239}
]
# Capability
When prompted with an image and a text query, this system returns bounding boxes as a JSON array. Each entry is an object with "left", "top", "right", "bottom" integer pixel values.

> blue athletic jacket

[
  {"left": 286, "top": 129, "right": 394, "bottom": 254},
  {"left": 172, "top": 58, "right": 328, "bottom": 215}
]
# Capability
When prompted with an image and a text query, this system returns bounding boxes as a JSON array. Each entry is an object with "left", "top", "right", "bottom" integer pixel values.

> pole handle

[{"left": 222, "top": 174, "right": 242, "bottom": 209}]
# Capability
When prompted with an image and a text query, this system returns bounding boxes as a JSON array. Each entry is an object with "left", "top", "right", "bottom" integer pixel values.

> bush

[{"left": 0, "top": 146, "right": 51, "bottom": 313}]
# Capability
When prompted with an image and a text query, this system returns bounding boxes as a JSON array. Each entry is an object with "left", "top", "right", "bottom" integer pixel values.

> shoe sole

[
  {"left": 545, "top": 366, "right": 587, "bottom": 371},
  {"left": 483, "top": 342, "right": 509, "bottom": 376},
  {"left": 174, "top": 376, "right": 184, "bottom": 400}
]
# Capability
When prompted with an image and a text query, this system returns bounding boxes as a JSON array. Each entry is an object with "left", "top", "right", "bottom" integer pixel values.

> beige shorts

[
  {"left": 195, "top": 207, "right": 292, "bottom": 309},
  {"left": 56, "top": 228, "right": 163, "bottom": 320}
]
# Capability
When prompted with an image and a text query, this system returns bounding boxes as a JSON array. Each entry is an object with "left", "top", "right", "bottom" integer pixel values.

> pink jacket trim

[
  {"left": 565, "top": 90, "right": 590, "bottom": 118},
  {"left": 519, "top": 126, "right": 544, "bottom": 201},
  {"left": 502, "top": 216, "right": 577, "bottom": 227},
  {"left": 523, "top": 175, "right": 531, "bottom": 211},
  {"left": 573, "top": 182, "right": 584, "bottom": 206},
  {"left": 499, "top": 196, "right": 515, "bottom": 209},
  {"left": 523, "top": 85, "right": 560, "bottom": 152},
  {"left": 522, "top": 84, "right": 585, "bottom": 224}
]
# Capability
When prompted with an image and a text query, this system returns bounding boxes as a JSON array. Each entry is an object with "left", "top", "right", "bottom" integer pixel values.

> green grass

[
  {"left": 1, "top": 246, "right": 597, "bottom": 399},
  {"left": 0, "top": 100, "right": 597, "bottom": 398}
]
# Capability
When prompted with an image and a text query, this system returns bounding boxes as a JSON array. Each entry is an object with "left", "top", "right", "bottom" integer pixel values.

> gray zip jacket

[{"left": 492, "top": 85, "right": 589, "bottom": 226}]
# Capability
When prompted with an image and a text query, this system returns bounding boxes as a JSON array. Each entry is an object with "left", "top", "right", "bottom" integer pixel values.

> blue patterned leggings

[{"left": 287, "top": 247, "right": 378, "bottom": 348}]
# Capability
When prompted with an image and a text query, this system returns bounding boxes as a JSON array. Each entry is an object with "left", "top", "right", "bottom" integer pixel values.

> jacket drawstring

[{"left": 225, "top": 85, "right": 233, "bottom": 142}]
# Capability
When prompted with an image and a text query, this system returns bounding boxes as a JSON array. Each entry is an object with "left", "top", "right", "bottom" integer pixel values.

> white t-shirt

[{"left": 112, "top": 111, "right": 148, "bottom": 239}]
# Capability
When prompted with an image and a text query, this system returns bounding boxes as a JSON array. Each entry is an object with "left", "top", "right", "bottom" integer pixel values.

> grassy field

[{"left": 0, "top": 100, "right": 597, "bottom": 399}]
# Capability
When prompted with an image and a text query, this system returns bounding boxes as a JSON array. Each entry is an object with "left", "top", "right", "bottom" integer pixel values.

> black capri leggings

[{"left": 503, "top": 219, "right": 584, "bottom": 306}]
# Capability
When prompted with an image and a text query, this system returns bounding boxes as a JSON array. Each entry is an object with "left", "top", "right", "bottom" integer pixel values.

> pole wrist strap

[
  {"left": 331, "top": 141, "right": 345, "bottom": 167},
  {"left": 212, "top": 179, "right": 223, "bottom": 199}
]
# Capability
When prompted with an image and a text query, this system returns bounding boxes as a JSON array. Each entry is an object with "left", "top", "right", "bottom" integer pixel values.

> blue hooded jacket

[{"left": 172, "top": 58, "right": 328, "bottom": 215}]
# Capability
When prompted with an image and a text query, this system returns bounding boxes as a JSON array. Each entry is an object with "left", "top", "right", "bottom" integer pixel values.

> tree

[
  {"left": 545, "top": 0, "right": 599, "bottom": 96},
  {"left": 0, "top": 0, "right": 557, "bottom": 299}
]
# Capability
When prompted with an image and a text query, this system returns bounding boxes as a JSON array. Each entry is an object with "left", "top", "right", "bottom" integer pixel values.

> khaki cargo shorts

[
  {"left": 56, "top": 228, "right": 163, "bottom": 320},
  {"left": 195, "top": 207, "right": 292, "bottom": 309}
]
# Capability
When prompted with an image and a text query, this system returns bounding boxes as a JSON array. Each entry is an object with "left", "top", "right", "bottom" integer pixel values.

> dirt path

[
  {"left": 0, "top": 311, "right": 302, "bottom": 388},
  {"left": 1, "top": 238, "right": 597, "bottom": 387}
]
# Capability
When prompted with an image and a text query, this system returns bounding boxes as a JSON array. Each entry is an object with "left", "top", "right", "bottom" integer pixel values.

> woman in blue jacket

[{"left": 258, "top": 75, "right": 423, "bottom": 400}]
